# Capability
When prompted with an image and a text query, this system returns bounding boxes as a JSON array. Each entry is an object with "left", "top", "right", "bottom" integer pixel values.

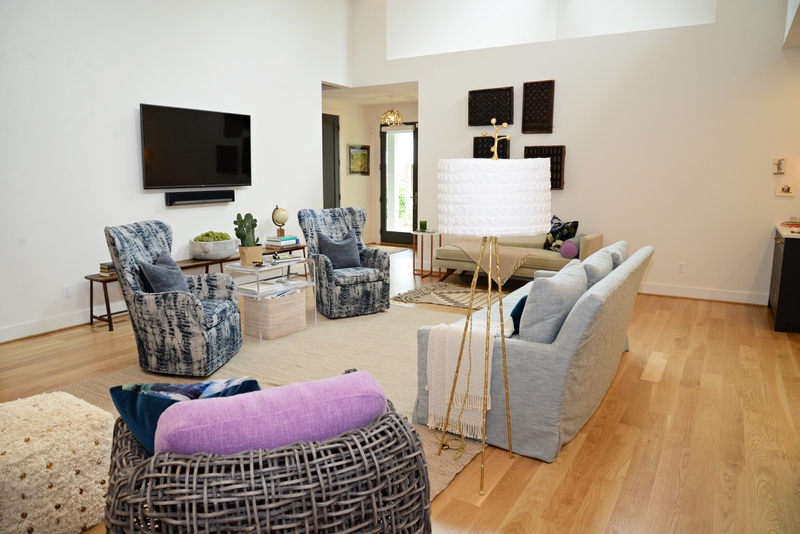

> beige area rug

[
  {"left": 62, "top": 305, "right": 480, "bottom": 499},
  {"left": 393, "top": 281, "right": 507, "bottom": 310}
]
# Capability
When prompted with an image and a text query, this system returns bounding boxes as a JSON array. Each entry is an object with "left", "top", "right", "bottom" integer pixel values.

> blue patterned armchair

[
  {"left": 297, "top": 207, "right": 390, "bottom": 319},
  {"left": 105, "top": 221, "right": 242, "bottom": 376}
]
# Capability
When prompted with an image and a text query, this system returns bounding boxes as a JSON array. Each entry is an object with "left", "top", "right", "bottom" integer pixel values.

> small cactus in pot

[{"left": 234, "top": 213, "right": 263, "bottom": 265}]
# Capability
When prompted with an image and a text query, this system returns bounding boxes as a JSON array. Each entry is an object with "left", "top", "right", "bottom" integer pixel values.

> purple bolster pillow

[{"left": 154, "top": 371, "right": 386, "bottom": 456}]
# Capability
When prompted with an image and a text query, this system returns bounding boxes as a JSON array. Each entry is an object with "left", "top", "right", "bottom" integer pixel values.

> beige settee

[{"left": 435, "top": 232, "right": 604, "bottom": 281}]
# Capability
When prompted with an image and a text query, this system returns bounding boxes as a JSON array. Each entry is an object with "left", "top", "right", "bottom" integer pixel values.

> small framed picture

[
  {"left": 776, "top": 183, "right": 796, "bottom": 196},
  {"left": 348, "top": 145, "right": 370, "bottom": 175}
]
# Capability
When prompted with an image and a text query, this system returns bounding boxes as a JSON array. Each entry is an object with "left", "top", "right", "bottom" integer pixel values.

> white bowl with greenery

[{"left": 190, "top": 231, "right": 237, "bottom": 260}]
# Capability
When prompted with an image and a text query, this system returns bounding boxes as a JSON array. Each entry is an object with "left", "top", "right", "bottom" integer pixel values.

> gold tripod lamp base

[{"left": 435, "top": 235, "right": 515, "bottom": 495}]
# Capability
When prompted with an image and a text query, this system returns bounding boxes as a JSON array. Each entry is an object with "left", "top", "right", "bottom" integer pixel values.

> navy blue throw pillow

[
  {"left": 510, "top": 295, "right": 528, "bottom": 335},
  {"left": 140, "top": 251, "right": 190, "bottom": 293},
  {"left": 109, "top": 377, "right": 260, "bottom": 455},
  {"left": 318, "top": 230, "right": 361, "bottom": 269}
]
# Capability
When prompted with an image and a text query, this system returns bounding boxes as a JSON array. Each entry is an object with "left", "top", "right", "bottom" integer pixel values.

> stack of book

[
  {"left": 266, "top": 235, "right": 300, "bottom": 248},
  {"left": 99, "top": 261, "right": 116, "bottom": 277},
  {"left": 781, "top": 220, "right": 800, "bottom": 228}
]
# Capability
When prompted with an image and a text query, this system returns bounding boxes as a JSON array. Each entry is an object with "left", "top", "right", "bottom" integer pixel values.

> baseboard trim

[
  {"left": 0, "top": 310, "right": 92, "bottom": 344},
  {"left": 638, "top": 283, "right": 768, "bottom": 306}
]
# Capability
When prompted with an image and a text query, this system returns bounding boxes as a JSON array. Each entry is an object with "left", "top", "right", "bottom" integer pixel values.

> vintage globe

[{"left": 272, "top": 205, "right": 288, "bottom": 227}]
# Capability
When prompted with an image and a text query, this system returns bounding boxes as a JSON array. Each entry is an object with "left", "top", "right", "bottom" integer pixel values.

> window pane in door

[{"left": 385, "top": 130, "right": 415, "bottom": 234}]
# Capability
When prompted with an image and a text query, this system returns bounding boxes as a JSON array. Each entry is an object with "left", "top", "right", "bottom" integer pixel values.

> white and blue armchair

[
  {"left": 297, "top": 207, "right": 390, "bottom": 319},
  {"left": 105, "top": 220, "right": 242, "bottom": 376}
]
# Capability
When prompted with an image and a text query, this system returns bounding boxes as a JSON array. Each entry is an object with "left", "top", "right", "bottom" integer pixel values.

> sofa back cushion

[
  {"left": 582, "top": 248, "right": 613, "bottom": 288},
  {"left": 606, "top": 241, "right": 629, "bottom": 269},
  {"left": 154, "top": 371, "right": 386, "bottom": 456},
  {"left": 518, "top": 259, "right": 587, "bottom": 344}
]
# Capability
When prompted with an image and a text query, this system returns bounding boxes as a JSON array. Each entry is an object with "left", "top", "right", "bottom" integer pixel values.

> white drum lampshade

[{"left": 437, "top": 158, "right": 551, "bottom": 237}]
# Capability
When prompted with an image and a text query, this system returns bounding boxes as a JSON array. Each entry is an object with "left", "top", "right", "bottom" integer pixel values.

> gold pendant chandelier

[{"left": 380, "top": 107, "right": 403, "bottom": 126}]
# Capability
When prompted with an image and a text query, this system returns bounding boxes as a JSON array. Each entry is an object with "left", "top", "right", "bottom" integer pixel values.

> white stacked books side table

[{"left": 226, "top": 257, "right": 316, "bottom": 342}]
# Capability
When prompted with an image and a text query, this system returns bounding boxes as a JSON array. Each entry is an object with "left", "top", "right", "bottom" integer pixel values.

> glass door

[{"left": 380, "top": 123, "right": 417, "bottom": 244}]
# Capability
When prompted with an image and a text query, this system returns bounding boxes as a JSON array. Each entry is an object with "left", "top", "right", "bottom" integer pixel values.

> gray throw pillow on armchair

[
  {"left": 318, "top": 230, "right": 361, "bottom": 269},
  {"left": 140, "top": 251, "right": 190, "bottom": 293},
  {"left": 518, "top": 259, "right": 587, "bottom": 344}
]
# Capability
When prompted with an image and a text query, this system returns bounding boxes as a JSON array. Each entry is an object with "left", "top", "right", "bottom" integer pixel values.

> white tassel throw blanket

[{"left": 427, "top": 321, "right": 505, "bottom": 439}]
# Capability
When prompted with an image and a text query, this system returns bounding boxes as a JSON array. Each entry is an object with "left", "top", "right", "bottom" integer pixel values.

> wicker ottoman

[
  {"left": 242, "top": 290, "right": 306, "bottom": 340},
  {"left": 105, "top": 401, "right": 431, "bottom": 533}
]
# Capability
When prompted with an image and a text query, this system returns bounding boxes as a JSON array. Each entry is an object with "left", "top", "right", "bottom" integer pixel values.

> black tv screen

[{"left": 141, "top": 104, "right": 251, "bottom": 189}]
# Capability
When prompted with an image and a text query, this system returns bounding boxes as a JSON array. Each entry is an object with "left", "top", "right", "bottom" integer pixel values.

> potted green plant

[
  {"left": 189, "top": 231, "right": 237, "bottom": 260},
  {"left": 234, "top": 213, "right": 262, "bottom": 266}
]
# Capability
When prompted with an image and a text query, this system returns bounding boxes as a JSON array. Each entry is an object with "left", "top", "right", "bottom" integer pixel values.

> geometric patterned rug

[{"left": 392, "top": 282, "right": 506, "bottom": 310}]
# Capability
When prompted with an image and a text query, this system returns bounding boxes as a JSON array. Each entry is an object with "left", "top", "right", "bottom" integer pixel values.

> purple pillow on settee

[{"left": 154, "top": 371, "right": 387, "bottom": 456}]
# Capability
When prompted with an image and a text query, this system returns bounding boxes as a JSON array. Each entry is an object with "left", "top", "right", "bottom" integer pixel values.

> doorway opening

[{"left": 380, "top": 123, "right": 417, "bottom": 245}]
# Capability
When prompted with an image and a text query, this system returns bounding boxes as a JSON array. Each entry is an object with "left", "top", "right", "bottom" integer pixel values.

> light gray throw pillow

[
  {"left": 518, "top": 259, "right": 587, "bottom": 344},
  {"left": 606, "top": 241, "right": 629, "bottom": 269},
  {"left": 140, "top": 251, "right": 190, "bottom": 293},
  {"left": 583, "top": 248, "right": 613, "bottom": 289},
  {"left": 318, "top": 230, "right": 361, "bottom": 269}
]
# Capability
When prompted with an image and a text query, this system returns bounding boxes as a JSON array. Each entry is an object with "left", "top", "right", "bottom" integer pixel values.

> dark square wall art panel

[
  {"left": 525, "top": 145, "right": 565, "bottom": 190},
  {"left": 468, "top": 87, "right": 514, "bottom": 126},
  {"left": 474, "top": 136, "right": 510, "bottom": 159},
  {"left": 522, "top": 81, "right": 555, "bottom": 134}
]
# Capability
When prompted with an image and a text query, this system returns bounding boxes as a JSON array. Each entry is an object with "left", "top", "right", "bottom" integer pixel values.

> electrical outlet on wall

[
  {"left": 62, "top": 284, "right": 71, "bottom": 297},
  {"left": 678, "top": 262, "right": 685, "bottom": 273}
]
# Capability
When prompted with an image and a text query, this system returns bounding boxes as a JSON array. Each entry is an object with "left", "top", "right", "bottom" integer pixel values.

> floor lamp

[{"left": 436, "top": 156, "right": 551, "bottom": 494}]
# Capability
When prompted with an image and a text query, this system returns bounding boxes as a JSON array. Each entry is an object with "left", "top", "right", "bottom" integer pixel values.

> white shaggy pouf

[{"left": 0, "top": 392, "right": 115, "bottom": 534}]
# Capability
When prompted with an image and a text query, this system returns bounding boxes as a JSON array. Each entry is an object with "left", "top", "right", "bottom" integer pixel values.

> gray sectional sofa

[
  {"left": 413, "top": 241, "right": 654, "bottom": 462},
  {"left": 435, "top": 232, "right": 604, "bottom": 281}
]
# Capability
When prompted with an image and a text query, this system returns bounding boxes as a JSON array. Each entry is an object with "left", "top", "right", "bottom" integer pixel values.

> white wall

[
  {"left": 320, "top": 99, "right": 419, "bottom": 243},
  {"left": 352, "top": 0, "right": 800, "bottom": 304},
  {"left": 0, "top": 0, "right": 350, "bottom": 342}
]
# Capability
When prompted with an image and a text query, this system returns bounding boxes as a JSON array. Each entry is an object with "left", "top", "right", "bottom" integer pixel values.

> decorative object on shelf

[
  {"left": 482, "top": 118, "right": 511, "bottom": 161},
  {"left": 474, "top": 136, "right": 510, "bottom": 159},
  {"left": 419, "top": 220, "right": 427, "bottom": 231},
  {"left": 271, "top": 205, "right": 289, "bottom": 237},
  {"left": 436, "top": 157, "right": 551, "bottom": 494},
  {"left": 348, "top": 145, "right": 370, "bottom": 175},
  {"left": 189, "top": 231, "right": 237, "bottom": 260},
  {"left": 525, "top": 145, "right": 566, "bottom": 190},
  {"left": 522, "top": 80, "right": 555, "bottom": 134},
  {"left": 234, "top": 213, "right": 262, "bottom": 266},
  {"left": 468, "top": 86, "right": 514, "bottom": 126}
]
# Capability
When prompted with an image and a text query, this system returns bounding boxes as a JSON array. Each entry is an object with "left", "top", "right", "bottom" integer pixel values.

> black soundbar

[{"left": 165, "top": 190, "right": 235, "bottom": 206}]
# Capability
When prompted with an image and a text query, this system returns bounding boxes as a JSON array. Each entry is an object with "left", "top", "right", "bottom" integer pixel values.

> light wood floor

[{"left": 2, "top": 249, "right": 799, "bottom": 533}]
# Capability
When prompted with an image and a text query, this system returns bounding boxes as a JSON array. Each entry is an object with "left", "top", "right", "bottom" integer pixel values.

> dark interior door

[{"left": 322, "top": 114, "right": 340, "bottom": 209}]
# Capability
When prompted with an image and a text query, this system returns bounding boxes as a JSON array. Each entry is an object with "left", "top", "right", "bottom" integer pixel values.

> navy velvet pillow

[
  {"left": 109, "top": 377, "right": 260, "bottom": 455},
  {"left": 318, "top": 230, "right": 361, "bottom": 269},
  {"left": 510, "top": 295, "right": 528, "bottom": 335},
  {"left": 140, "top": 251, "right": 190, "bottom": 293}
]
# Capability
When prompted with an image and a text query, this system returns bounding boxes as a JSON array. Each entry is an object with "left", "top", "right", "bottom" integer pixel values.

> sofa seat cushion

[
  {"left": 154, "top": 371, "right": 387, "bottom": 456},
  {"left": 332, "top": 266, "right": 385, "bottom": 286},
  {"left": 200, "top": 298, "right": 239, "bottom": 329},
  {"left": 436, "top": 245, "right": 571, "bottom": 272},
  {"left": 583, "top": 248, "right": 613, "bottom": 288},
  {"left": 519, "top": 259, "right": 588, "bottom": 344}
]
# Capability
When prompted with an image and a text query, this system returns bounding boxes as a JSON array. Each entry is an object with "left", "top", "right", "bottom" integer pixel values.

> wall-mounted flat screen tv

[{"left": 141, "top": 104, "right": 251, "bottom": 189}]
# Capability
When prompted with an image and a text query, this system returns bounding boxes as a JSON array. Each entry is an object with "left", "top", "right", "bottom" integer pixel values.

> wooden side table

[
  {"left": 85, "top": 273, "right": 127, "bottom": 331},
  {"left": 412, "top": 231, "right": 442, "bottom": 278}
]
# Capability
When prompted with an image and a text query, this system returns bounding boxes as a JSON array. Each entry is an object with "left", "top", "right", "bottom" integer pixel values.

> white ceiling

[{"left": 321, "top": 81, "right": 418, "bottom": 106}]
